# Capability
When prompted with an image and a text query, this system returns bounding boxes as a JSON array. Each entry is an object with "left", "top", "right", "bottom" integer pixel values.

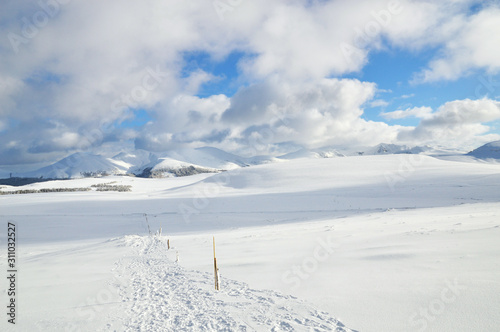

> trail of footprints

[{"left": 114, "top": 236, "right": 353, "bottom": 332}]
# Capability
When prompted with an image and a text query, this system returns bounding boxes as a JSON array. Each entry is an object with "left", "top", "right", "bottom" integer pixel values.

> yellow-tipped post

[{"left": 213, "top": 236, "right": 219, "bottom": 290}]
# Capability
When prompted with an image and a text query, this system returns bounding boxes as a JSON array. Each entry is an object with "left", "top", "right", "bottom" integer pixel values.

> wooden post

[
  {"left": 167, "top": 239, "right": 170, "bottom": 250},
  {"left": 213, "top": 236, "right": 219, "bottom": 290}
]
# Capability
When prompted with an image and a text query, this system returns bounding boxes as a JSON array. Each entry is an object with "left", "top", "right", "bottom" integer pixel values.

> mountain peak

[
  {"left": 467, "top": 141, "right": 500, "bottom": 159},
  {"left": 22, "top": 152, "right": 128, "bottom": 179}
]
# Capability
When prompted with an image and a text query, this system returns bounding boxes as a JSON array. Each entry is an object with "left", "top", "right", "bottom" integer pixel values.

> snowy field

[{"left": 1, "top": 154, "right": 499, "bottom": 331}]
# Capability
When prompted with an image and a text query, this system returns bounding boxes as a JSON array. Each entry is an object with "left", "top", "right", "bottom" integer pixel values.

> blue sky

[
  {"left": 181, "top": 46, "right": 500, "bottom": 131},
  {"left": 356, "top": 50, "right": 500, "bottom": 127},
  {"left": 1, "top": 0, "right": 500, "bottom": 167},
  {"left": 181, "top": 51, "right": 246, "bottom": 98}
]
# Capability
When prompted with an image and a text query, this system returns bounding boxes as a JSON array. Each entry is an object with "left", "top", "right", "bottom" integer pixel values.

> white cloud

[
  {"left": 135, "top": 93, "right": 231, "bottom": 151},
  {"left": 0, "top": 0, "right": 499, "bottom": 165},
  {"left": 398, "top": 99, "right": 500, "bottom": 148},
  {"left": 134, "top": 77, "right": 400, "bottom": 155},
  {"left": 221, "top": 78, "right": 399, "bottom": 153},
  {"left": 381, "top": 0, "right": 487, "bottom": 50},
  {"left": 381, "top": 106, "right": 434, "bottom": 120},
  {"left": 370, "top": 99, "right": 390, "bottom": 108},
  {"left": 411, "top": 4, "right": 500, "bottom": 83},
  {"left": 0, "top": 76, "right": 23, "bottom": 117}
]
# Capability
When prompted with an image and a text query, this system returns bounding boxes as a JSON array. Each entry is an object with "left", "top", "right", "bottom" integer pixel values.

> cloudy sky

[{"left": 1, "top": 0, "right": 500, "bottom": 168}]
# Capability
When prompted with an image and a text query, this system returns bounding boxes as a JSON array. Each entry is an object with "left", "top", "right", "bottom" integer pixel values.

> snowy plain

[{"left": 1, "top": 154, "right": 500, "bottom": 331}]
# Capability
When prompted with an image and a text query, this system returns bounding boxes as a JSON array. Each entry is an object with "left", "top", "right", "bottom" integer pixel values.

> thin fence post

[{"left": 213, "top": 236, "right": 220, "bottom": 291}]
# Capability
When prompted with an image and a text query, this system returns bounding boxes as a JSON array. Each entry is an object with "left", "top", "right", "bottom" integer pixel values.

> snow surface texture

[
  {"left": 116, "top": 236, "right": 351, "bottom": 331},
  {"left": 1, "top": 154, "right": 499, "bottom": 331}
]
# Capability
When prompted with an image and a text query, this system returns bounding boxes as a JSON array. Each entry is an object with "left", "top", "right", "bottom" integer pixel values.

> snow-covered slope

[
  {"left": 279, "top": 144, "right": 435, "bottom": 160},
  {"left": 22, "top": 152, "right": 129, "bottom": 179},
  {"left": 1, "top": 155, "right": 500, "bottom": 331},
  {"left": 15, "top": 148, "right": 253, "bottom": 180},
  {"left": 363, "top": 143, "right": 429, "bottom": 155},
  {"left": 161, "top": 147, "right": 278, "bottom": 169},
  {"left": 112, "top": 150, "right": 159, "bottom": 173},
  {"left": 129, "top": 147, "right": 247, "bottom": 178},
  {"left": 171, "top": 147, "right": 248, "bottom": 169},
  {"left": 117, "top": 147, "right": 280, "bottom": 178},
  {"left": 137, "top": 157, "right": 219, "bottom": 178},
  {"left": 279, "top": 148, "right": 345, "bottom": 160},
  {"left": 467, "top": 140, "right": 500, "bottom": 159}
]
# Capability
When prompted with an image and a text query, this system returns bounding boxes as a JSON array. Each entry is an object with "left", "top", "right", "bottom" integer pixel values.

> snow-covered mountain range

[
  {"left": 467, "top": 140, "right": 500, "bottom": 160},
  {"left": 21, "top": 152, "right": 130, "bottom": 179},
  {"left": 4, "top": 142, "right": 498, "bottom": 180},
  {"left": 14, "top": 147, "right": 279, "bottom": 180}
]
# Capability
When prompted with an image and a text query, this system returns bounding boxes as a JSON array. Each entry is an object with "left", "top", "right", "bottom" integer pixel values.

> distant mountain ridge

[
  {"left": 364, "top": 143, "right": 430, "bottom": 155},
  {"left": 467, "top": 141, "right": 500, "bottom": 160},
  {"left": 22, "top": 152, "right": 129, "bottom": 179},
  {"left": 278, "top": 143, "right": 432, "bottom": 159},
  {"left": 278, "top": 148, "right": 346, "bottom": 159},
  {"left": 11, "top": 147, "right": 277, "bottom": 180},
  {"left": 3, "top": 142, "right": 497, "bottom": 181}
]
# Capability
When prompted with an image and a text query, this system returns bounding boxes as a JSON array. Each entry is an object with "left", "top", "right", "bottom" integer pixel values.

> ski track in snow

[{"left": 113, "top": 236, "right": 353, "bottom": 332}]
